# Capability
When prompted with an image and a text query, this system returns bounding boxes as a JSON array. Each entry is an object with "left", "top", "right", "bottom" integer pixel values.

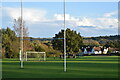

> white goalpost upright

[
  {"left": 25, "top": 51, "right": 46, "bottom": 61},
  {"left": 64, "top": 0, "right": 67, "bottom": 72},
  {"left": 19, "top": 50, "right": 22, "bottom": 61},
  {"left": 20, "top": 0, "right": 67, "bottom": 71},
  {"left": 20, "top": 0, "right": 23, "bottom": 68}
]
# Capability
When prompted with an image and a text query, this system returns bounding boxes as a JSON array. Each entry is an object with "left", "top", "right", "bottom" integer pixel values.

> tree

[
  {"left": 13, "top": 17, "right": 29, "bottom": 37},
  {"left": 52, "top": 28, "right": 83, "bottom": 54},
  {"left": 2, "top": 27, "right": 19, "bottom": 58},
  {"left": 0, "top": 29, "right": 2, "bottom": 58},
  {"left": 31, "top": 40, "right": 45, "bottom": 52}
]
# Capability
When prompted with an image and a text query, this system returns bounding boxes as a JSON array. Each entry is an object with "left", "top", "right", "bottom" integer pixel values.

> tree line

[
  {"left": 1, "top": 18, "right": 119, "bottom": 58},
  {"left": 2, "top": 27, "right": 119, "bottom": 58},
  {"left": 83, "top": 35, "right": 120, "bottom": 48}
]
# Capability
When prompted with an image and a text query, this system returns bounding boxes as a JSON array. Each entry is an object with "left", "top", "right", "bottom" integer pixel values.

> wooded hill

[
  {"left": 84, "top": 35, "right": 119, "bottom": 41},
  {"left": 83, "top": 35, "right": 119, "bottom": 48},
  {"left": 1, "top": 27, "right": 119, "bottom": 58}
]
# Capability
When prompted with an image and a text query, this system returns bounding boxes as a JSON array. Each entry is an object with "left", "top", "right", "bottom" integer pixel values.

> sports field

[{"left": 2, "top": 56, "right": 119, "bottom": 78}]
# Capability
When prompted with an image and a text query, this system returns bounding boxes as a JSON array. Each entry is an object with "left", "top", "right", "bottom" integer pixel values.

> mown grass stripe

[{"left": 2, "top": 61, "right": 119, "bottom": 64}]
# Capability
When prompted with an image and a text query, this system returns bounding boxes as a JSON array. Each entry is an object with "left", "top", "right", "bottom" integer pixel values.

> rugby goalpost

[{"left": 20, "top": 0, "right": 67, "bottom": 72}]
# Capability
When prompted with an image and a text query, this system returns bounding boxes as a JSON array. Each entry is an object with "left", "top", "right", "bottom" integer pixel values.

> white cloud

[
  {"left": 54, "top": 14, "right": 95, "bottom": 27},
  {"left": 4, "top": 7, "right": 117, "bottom": 30},
  {"left": 104, "top": 11, "right": 117, "bottom": 17},
  {"left": 3, "top": 7, "right": 118, "bottom": 37},
  {"left": 95, "top": 18, "right": 118, "bottom": 29},
  {"left": 76, "top": 17, "right": 96, "bottom": 27},
  {"left": 54, "top": 14, "right": 79, "bottom": 21},
  {"left": 54, "top": 13, "right": 118, "bottom": 29},
  {"left": 4, "top": 7, "right": 47, "bottom": 23}
]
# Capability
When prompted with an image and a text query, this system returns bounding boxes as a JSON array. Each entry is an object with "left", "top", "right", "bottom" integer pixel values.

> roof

[
  {"left": 109, "top": 48, "right": 120, "bottom": 51},
  {"left": 94, "top": 47, "right": 101, "bottom": 51}
]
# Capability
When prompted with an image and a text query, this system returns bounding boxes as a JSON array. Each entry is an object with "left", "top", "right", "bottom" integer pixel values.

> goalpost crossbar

[{"left": 20, "top": 38, "right": 64, "bottom": 41}]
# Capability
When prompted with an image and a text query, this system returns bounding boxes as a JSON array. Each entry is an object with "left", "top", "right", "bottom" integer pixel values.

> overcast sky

[{"left": 2, "top": 2, "right": 118, "bottom": 38}]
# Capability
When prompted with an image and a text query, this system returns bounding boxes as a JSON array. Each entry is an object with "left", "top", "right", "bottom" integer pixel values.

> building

[
  {"left": 81, "top": 46, "right": 109, "bottom": 55},
  {"left": 108, "top": 48, "right": 120, "bottom": 54}
]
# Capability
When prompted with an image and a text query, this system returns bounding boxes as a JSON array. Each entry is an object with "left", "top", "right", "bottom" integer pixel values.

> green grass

[{"left": 2, "top": 56, "right": 119, "bottom": 78}]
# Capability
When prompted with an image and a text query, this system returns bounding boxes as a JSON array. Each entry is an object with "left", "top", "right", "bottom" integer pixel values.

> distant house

[
  {"left": 108, "top": 48, "right": 120, "bottom": 53},
  {"left": 102, "top": 48, "right": 109, "bottom": 54},
  {"left": 93, "top": 47, "right": 102, "bottom": 54},
  {"left": 81, "top": 46, "right": 109, "bottom": 55}
]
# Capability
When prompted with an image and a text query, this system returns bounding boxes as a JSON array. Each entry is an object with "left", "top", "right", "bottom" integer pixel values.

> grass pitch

[{"left": 2, "top": 56, "right": 119, "bottom": 78}]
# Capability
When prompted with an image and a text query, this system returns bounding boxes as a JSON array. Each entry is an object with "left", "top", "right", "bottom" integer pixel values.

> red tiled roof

[
  {"left": 109, "top": 48, "right": 120, "bottom": 51},
  {"left": 94, "top": 47, "right": 101, "bottom": 51}
]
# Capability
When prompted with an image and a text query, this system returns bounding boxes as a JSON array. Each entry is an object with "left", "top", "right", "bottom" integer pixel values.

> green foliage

[
  {"left": 31, "top": 40, "right": 45, "bottom": 52},
  {"left": 52, "top": 28, "right": 83, "bottom": 54},
  {"left": 90, "top": 35, "right": 119, "bottom": 40},
  {"left": 30, "top": 40, "right": 62, "bottom": 57},
  {"left": 2, "top": 27, "right": 19, "bottom": 58},
  {"left": 2, "top": 26, "right": 119, "bottom": 58},
  {"left": 84, "top": 35, "right": 120, "bottom": 48},
  {"left": 103, "top": 40, "right": 120, "bottom": 48},
  {"left": 107, "top": 49, "right": 112, "bottom": 54}
]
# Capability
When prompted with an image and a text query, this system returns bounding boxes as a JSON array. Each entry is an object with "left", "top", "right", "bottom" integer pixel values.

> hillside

[
  {"left": 84, "top": 35, "right": 119, "bottom": 41},
  {"left": 83, "top": 35, "right": 119, "bottom": 48}
]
